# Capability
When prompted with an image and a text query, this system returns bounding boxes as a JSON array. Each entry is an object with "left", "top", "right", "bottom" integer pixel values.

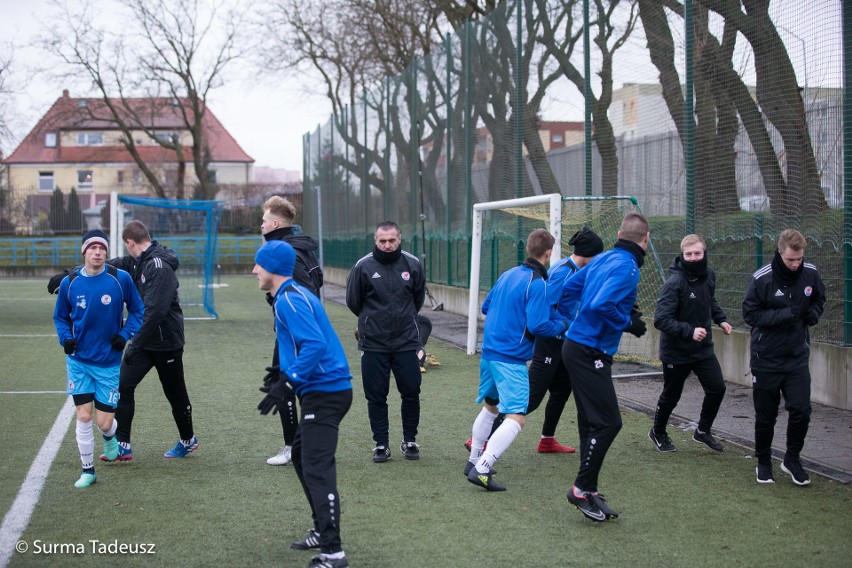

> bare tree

[
  {"left": 0, "top": 45, "right": 15, "bottom": 152},
  {"left": 40, "top": 0, "right": 246, "bottom": 199}
]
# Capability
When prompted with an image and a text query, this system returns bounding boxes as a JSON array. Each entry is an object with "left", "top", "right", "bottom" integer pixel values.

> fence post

[
  {"left": 583, "top": 0, "right": 592, "bottom": 197},
  {"left": 844, "top": 0, "right": 852, "bottom": 345},
  {"left": 684, "top": 0, "right": 695, "bottom": 234}
]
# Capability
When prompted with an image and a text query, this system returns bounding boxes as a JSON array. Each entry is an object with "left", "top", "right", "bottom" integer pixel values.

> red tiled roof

[{"left": 5, "top": 91, "right": 254, "bottom": 165}]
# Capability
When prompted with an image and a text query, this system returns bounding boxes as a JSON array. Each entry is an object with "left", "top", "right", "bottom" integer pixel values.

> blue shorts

[
  {"left": 66, "top": 357, "right": 120, "bottom": 409},
  {"left": 477, "top": 359, "right": 529, "bottom": 415}
]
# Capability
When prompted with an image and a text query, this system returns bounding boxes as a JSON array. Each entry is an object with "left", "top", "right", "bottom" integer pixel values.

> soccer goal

[
  {"left": 466, "top": 194, "right": 666, "bottom": 364},
  {"left": 109, "top": 192, "right": 225, "bottom": 320}
]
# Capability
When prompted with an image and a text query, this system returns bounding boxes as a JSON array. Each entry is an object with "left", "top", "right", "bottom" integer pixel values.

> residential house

[{"left": 3, "top": 90, "right": 254, "bottom": 233}]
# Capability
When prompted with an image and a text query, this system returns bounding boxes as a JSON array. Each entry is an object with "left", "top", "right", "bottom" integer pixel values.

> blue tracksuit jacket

[
  {"left": 274, "top": 279, "right": 352, "bottom": 395},
  {"left": 563, "top": 247, "right": 640, "bottom": 356}
]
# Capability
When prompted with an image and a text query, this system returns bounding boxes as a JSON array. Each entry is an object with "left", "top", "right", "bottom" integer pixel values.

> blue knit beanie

[{"left": 255, "top": 240, "right": 296, "bottom": 277}]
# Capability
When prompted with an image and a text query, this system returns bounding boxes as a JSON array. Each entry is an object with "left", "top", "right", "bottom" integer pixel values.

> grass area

[{"left": 0, "top": 275, "right": 851, "bottom": 567}]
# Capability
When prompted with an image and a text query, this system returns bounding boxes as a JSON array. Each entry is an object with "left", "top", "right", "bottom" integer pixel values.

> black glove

[
  {"left": 788, "top": 305, "right": 800, "bottom": 321},
  {"left": 258, "top": 378, "right": 294, "bottom": 416},
  {"left": 625, "top": 315, "right": 647, "bottom": 338},
  {"left": 110, "top": 334, "right": 126, "bottom": 351},
  {"left": 48, "top": 270, "right": 69, "bottom": 294},
  {"left": 63, "top": 339, "right": 77, "bottom": 355},
  {"left": 630, "top": 304, "right": 642, "bottom": 318},
  {"left": 262, "top": 365, "right": 280, "bottom": 388},
  {"left": 802, "top": 308, "right": 819, "bottom": 326}
]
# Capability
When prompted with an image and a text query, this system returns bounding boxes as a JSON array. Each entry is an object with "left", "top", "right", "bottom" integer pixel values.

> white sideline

[{"left": 0, "top": 396, "right": 75, "bottom": 568}]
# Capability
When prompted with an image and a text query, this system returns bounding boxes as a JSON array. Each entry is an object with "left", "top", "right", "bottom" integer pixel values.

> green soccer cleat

[
  {"left": 102, "top": 437, "right": 119, "bottom": 462},
  {"left": 74, "top": 471, "right": 97, "bottom": 489}
]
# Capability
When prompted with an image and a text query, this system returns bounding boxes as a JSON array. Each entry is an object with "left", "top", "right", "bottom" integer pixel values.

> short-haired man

[
  {"left": 465, "top": 229, "right": 570, "bottom": 491},
  {"left": 561, "top": 212, "right": 650, "bottom": 521},
  {"left": 346, "top": 221, "right": 426, "bottom": 463},
  {"left": 260, "top": 195, "right": 324, "bottom": 467},
  {"left": 254, "top": 240, "right": 353, "bottom": 568},
  {"left": 743, "top": 229, "right": 825, "bottom": 486},
  {"left": 650, "top": 234, "right": 733, "bottom": 453},
  {"left": 53, "top": 230, "right": 143, "bottom": 487}
]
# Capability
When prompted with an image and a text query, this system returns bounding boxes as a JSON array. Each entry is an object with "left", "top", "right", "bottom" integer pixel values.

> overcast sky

[{"left": 0, "top": 0, "right": 331, "bottom": 175}]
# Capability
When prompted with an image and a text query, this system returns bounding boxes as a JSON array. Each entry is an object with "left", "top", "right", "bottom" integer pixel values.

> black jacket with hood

[
  {"left": 109, "top": 241, "right": 184, "bottom": 351},
  {"left": 654, "top": 256, "right": 727, "bottom": 365}
]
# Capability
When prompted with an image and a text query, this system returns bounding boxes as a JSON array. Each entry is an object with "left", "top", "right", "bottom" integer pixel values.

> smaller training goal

[{"left": 109, "top": 192, "right": 225, "bottom": 320}]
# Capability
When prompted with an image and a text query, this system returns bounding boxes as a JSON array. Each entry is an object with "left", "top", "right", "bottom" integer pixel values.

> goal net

[
  {"left": 467, "top": 194, "right": 666, "bottom": 364},
  {"left": 109, "top": 193, "right": 225, "bottom": 320}
]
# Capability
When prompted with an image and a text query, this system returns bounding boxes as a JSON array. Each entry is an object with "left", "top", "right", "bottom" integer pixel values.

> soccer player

[
  {"left": 743, "top": 229, "right": 825, "bottom": 486},
  {"left": 346, "top": 221, "right": 426, "bottom": 463},
  {"left": 254, "top": 240, "right": 353, "bottom": 568},
  {"left": 528, "top": 226, "right": 604, "bottom": 453},
  {"left": 465, "top": 229, "right": 569, "bottom": 491},
  {"left": 561, "top": 212, "right": 650, "bottom": 521},
  {"left": 650, "top": 234, "right": 733, "bottom": 453},
  {"left": 53, "top": 230, "right": 143, "bottom": 488},
  {"left": 260, "top": 195, "right": 324, "bottom": 466}
]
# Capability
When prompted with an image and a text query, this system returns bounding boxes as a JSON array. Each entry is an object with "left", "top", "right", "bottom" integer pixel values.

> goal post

[
  {"left": 109, "top": 192, "right": 225, "bottom": 320},
  {"left": 466, "top": 194, "right": 666, "bottom": 363}
]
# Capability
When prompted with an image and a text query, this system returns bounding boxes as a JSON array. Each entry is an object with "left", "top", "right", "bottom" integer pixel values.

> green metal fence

[{"left": 301, "top": 0, "right": 851, "bottom": 346}]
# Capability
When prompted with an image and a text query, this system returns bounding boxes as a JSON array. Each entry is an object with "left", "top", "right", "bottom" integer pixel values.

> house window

[
  {"left": 117, "top": 170, "right": 125, "bottom": 184},
  {"left": 77, "top": 170, "right": 93, "bottom": 191},
  {"left": 76, "top": 133, "right": 103, "bottom": 146},
  {"left": 153, "top": 131, "right": 178, "bottom": 144},
  {"left": 132, "top": 170, "right": 141, "bottom": 185},
  {"left": 45, "top": 133, "right": 57, "bottom": 147},
  {"left": 38, "top": 171, "right": 55, "bottom": 191},
  {"left": 206, "top": 170, "right": 217, "bottom": 184},
  {"left": 552, "top": 134, "right": 563, "bottom": 143}
]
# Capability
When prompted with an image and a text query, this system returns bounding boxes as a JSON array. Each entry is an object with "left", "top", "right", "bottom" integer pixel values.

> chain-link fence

[{"left": 303, "top": 0, "right": 850, "bottom": 346}]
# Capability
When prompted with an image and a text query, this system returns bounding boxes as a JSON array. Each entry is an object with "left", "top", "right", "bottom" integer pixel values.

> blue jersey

[
  {"left": 563, "top": 247, "right": 640, "bottom": 356},
  {"left": 53, "top": 266, "right": 144, "bottom": 367},
  {"left": 274, "top": 280, "right": 352, "bottom": 396},
  {"left": 481, "top": 263, "right": 568, "bottom": 365},
  {"left": 549, "top": 256, "right": 583, "bottom": 321}
]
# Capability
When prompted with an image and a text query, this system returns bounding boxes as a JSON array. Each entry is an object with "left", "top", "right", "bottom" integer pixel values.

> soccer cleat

[
  {"left": 425, "top": 353, "right": 441, "bottom": 366},
  {"left": 400, "top": 441, "right": 420, "bottom": 460},
  {"left": 781, "top": 456, "right": 811, "bottom": 486},
  {"left": 648, "top": 429, "right": 677, "bottom": 452},
  {"left": 307, "top": 553, "right": 349, "bottom": 568},
  {"left": 372, "top": 445, "right": 390, "bottom": 463},
  {"left": 756, "top": 463, "right": 775, "bottom": 484},
  {"left": 464, "top": 461, "right": 496, "bottom": 477},
  {"left": 537, "top": 437, "right": 576, "bottom": 453},
  {"left": 101, "top": 437, "right": 119, "bottom": 462},
  {"left": 464, "top": 437, "right": 472, "bottom": 451},
  {"left": 692, "top": 430, "right": 724, "bottom": 452},
  {"left": 566, "top": 486, "right": 606, "bottom": 522},
  {"left": 74, "top": 471, "right": 97, "bottom": 489},
  {"left": 267, "top": 446, "right": 292, "bottom": 466},
  {"left": 466, "top": 466, "right": 506, "bottom": 491},
  {"left": 100, "top": 442, "right": 132, "bottom": 462},
  {"left": 290, "top": 528, "right": 321, "bottom": 550},
  {"left": 591, "top": 493, "right": 619, "bottom": 519},
  {"left": 164, "top": 435, "right": 199, "bottom": 458}
]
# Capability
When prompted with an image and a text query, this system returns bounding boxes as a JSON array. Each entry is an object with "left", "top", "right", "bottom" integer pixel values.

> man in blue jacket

[
  {"left": 255, "top": 240, "right": 353, "bottom": 568},
  {"left": 465, "top": 229, "right": 569, "bottom": 492},
  {"left": 561, "top": 212, "right": 650, "bottom": 521},
  {"left": 53, "top": 230, "right": 143, "bottom": 488}
]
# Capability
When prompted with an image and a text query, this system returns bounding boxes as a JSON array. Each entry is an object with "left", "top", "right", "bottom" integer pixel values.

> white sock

[
  {"left": 76, "top": 419, "right": 95, "bottom": 470},
  {"left": 323, "top": 552, "right": 345, "bottom": 560},
  {"left": 99, "top": 418, "right": 117, "bottom": 439},
  {"left": 469, "top": 408, "right": 498, "bottom": 462},
  {"left": 476, "top": 418, "right": 522, "bottom": 473}
]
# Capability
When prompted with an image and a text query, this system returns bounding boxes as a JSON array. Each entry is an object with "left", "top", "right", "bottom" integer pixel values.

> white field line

[
  {"left": 0, "top": 335, "right": 57, "bottom": 338},
  {"left": 0, "top": 396, "right": 75, "bottom": 568}
]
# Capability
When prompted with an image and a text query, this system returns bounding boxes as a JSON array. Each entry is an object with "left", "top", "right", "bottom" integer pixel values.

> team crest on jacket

[
  {"left": 141, "top": 274, "right": 146, "bottom": 284},
  {"left": 101, "top": 294, "right": 112, "bottom": 305},
  {"left": 804, "top": 286, "right": 813, "bottom": 297},
  {"left": 401, "top": 271, "right": 410, "bottom": 281}
]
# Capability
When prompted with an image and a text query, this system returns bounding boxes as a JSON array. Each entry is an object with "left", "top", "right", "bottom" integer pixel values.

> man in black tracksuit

[
  {"left": 260, "top": 196, "right": 324, "bottom": 466},
  {"left": 743, "top": 229, "right": 825, "bottom": 486},
  {"left": 108, "top": 220, "right": 198, "bottom": 459},
  {"left": 48, "top": 220, "right": 197, "bottom": 459},
  {"left": 346, "top": 221, "right": 425, "bottom": 463},
  {"left": 650, "top": 234, "right": 732, "bottom": 453}
]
